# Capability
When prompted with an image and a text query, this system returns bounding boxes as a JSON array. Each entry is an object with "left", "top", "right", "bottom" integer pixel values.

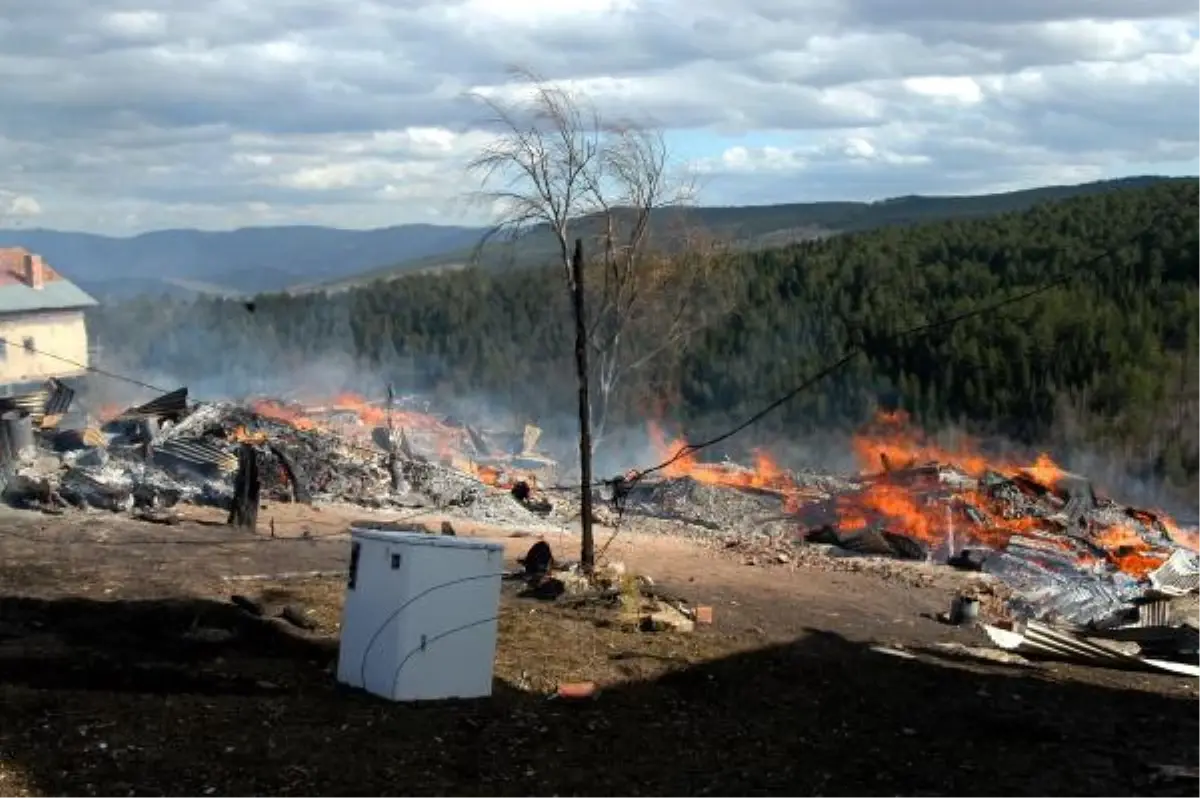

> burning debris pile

[
  {"left": 2, "top": 379, "right": 1196, "bottom": 657},
  {"left": 2, "top": 388, "right": 561, "bottom": 525},
  {"left": 629, "top": 413, "right": 1199, "bottom": 637},
  {"left": 603, "top": 423, "right": 857, "bottom": 536},
  {"left": 813, "top": 412, "right": 1198, "bottom": 629}
]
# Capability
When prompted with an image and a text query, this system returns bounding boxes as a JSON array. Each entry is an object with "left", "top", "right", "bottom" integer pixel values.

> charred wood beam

[
  {"left": 465, "top": 424, "right": 491, "bottom": 457},
  {"left": 268, "top": 444, "right": 311, "bottom": 505},
  {"left": 387, "top": 450, "right": 402, "bottom": 492},
  {"left": 398, "top": 427, "right": 422, "bottom": 462},
  {"left": 227, "top": 443, "right": 261, "bottom": 530}
]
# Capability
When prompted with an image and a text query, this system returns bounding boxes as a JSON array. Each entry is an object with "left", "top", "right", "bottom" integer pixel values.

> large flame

[
  {"left": 250, "top": 399, "right": 319, "bottom": 431},
  {"left": 328, "top": 392, "right": 447, "bottom": 431},
  {"left": 647, "top": 421, "right": 823, "bottom": 510},
  {"left": 251, "top": 393, "right": 449, "bottom": 439},
  {"left": 852, "top": 410, "right": 1067, "bottom": 485},
  {"left": 847, "top": 411, "right": 1190, "bottom": 576},
  {"left": 646, "top": 411, "right": 1192, "bottom": 579},
  {"left": 245, "top": 392, "right": 541, "bottom": 491},
  {"left": 649, "top": 421, "right": 787, "bottom": 490}
]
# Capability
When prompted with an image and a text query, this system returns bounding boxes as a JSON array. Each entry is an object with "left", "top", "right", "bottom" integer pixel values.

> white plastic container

[{"left": 336, "top": 524, "right": 505, "bottom": 701}]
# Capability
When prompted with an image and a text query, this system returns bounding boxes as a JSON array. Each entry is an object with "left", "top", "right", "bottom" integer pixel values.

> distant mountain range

[
  {"left": 0, "top": 176, "right": 1182, "bottom": 301},
  {"left": 0, "top": 224, "right": 483, "bottom": 301}
]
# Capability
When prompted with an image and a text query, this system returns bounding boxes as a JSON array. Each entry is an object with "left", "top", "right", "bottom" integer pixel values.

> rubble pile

[
  {"left": 622, "top": 476, "right": 793, "bottom": 530},
  {"left": 628, "top": 412, "right": 1199, "bottom": 651},
  {"left": 795, "top": 463, "right": 1198, "bottom": 625},
  {"left": 2, "top": 389, "right": 563, "bottom": 526},
  {"left": 614, "top": 423, "right": 860, "bottom": 537}
]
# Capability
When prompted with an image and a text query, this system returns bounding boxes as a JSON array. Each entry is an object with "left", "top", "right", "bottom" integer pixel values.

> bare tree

[
  {"left": 466, "top": 68, "right": 604, "bottom": 288},
  {"left": 582, "top": 148, "right": 730, "bottom": 444},
  {"left": 466, "top": 69, "right": 731, "bottom": 566},
  {"left": 467, "top": 70, "right": 729, "bottom": 438}
]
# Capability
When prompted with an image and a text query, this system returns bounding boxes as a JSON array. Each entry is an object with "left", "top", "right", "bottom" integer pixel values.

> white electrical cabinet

[{"left": 336, "top": 524, "right": 505, "bottom": 702}]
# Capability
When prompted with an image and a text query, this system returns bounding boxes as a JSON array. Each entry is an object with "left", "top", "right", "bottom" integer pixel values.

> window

[
  {"left": 0, "top": 339, "right": 7, "bottom": 360},
  {"left": 22, "top": 337, "right": 33, "bottom": 353}
]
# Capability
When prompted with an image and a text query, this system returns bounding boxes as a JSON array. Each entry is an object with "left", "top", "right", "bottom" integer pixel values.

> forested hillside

[
  {"left": 91, "top": 180, "right": 1199, "bottom": 498},
  {"left": 323, "top": 176, "right": 1170, "bottom": 288}
]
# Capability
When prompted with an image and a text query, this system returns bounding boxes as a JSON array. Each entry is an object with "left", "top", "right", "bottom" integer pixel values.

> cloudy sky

[{"left": 0, "top": 0, "right": 1196, "bottom": 234}]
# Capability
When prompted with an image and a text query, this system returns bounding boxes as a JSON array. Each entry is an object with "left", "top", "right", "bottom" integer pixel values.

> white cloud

[
  {"left": 99, "top": 10, "right": 168, "bottom": 40},
  {"left": 902, "top": 76, "right": 984, "bottom": 104},
  {"left": 0, "top": 0, "right": 1194, "bottom": 233},
  {"left": 0, "top": 191, "right": 42, "bottom": 219}
]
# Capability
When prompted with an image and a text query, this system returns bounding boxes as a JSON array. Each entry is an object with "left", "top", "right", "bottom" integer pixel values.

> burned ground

[{"left": 0, "top": 508, "right": 1195, "bottom": 797}]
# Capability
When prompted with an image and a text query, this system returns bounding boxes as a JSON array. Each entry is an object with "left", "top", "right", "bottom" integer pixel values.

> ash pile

[
  {"left": 614, "top": 466, "right": 856, "bottom": 538},
  {"left": 1, "top": 387, "right": 561, "bottom": 525}
]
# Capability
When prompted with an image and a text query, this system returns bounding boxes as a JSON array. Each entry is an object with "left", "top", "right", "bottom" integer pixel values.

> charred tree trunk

[
  {"left": 570, "top": 238, "right": 596, "bottom": 571},
  {"left": 386, "top": 382, "right": 402, "bottom": 491},
  {"left": 0, "top": 420, "right": 14, "bottom": 496},
  {"left": 227, "top": 443, "right": 261, "bottom": 530}
]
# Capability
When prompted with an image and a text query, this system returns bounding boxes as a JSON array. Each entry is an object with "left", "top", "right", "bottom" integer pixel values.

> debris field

[{"left": 2, "top": 388, "right": 1198, "bottom": 672}]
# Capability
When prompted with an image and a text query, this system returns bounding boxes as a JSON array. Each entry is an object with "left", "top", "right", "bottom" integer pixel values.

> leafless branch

[{"left": 463, "top": 67, "right": 733, "bottom": 444}]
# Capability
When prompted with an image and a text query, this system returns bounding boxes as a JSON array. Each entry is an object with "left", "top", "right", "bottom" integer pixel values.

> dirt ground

[{"left": 0, "top": 502, "right": 1196, "bottom": 796}]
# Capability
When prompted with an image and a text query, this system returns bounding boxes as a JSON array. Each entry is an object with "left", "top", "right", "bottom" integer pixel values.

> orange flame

[
  {"left": 842, "top": 411, "right": 1191, "bottom": 576},
  {"left": 650, "top": 422, "right": 789, "bottom": 490},
  {"left": 1159, "top": 515, "right": 1200, "bottom": 553},
  {"left": 647, "top": 422, "right": 828, "bottom": 512},
  {"left": 1089, "top": 522, "right": 1168, "bottom": 577},
  {"left": 250, "top": 399, "right": 318, "bottom": 431},
  {"left": 474, "top": 464, "right": 502, "bottom": 487},
  {"left": 853, "top": 410, "right": 1070, "bottom": 489},
  {"left": 648, "top": 410, "right": 1193, "bottom": 580},
  {"left": 331, "top": 392, "right": 388, "bottom": 426},
  {"left": 246, "top": 393, "right": 534, "bottom": 491},
  {"left": 228, "top": 425, "right": 268, "bottom": 445}
]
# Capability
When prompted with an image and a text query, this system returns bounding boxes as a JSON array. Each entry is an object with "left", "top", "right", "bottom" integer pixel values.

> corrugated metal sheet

[
  {"left": 984, "top": 620, "right": 1200, "bottom": 677},
  {"left": 154, "top": 438, "right": 237, "bottom": 473},
  {"left": 43, "top": 378, "right": 75, "bottom": 416},
  {"left": 0, "top": 279, "right": 97, "bottom": 314},
  {"left": 39, "top": 378, "right": 76, "bottom": 429},
  {"left": 1135, "top": 599, "right": 1174, "bottom": 628},
  {"left": 113, "top": 388, "right": 190, "bottom": 422},
  {"left": 1087, "top": 623, "right": 1200, "bottom": 662},
  {"left": 130, "top": 387, "right": 189, "bottom": 419},
  {"left": 0, "top": 390, "right": 49, "bottom": 427},
  {"left": 1149, "top": 549, "right": 1200, "bottom": 596}
]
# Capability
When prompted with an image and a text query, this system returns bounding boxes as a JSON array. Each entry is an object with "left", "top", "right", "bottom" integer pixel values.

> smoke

[
  {"left": 1057, "top": 448, "right": 1199, "bottom": 522},
  {"left": 922, "top": 422, "right": 1199, "bottom": 520},
  {"left": 82, "top": 298, "right": 584, "bottom": 458},
  {"left": 82, "top": 302, "right": 417, "bottom": 417},
  {"left": 83, "top": 297, "right": 1197, "bottom": 523},
  {"left": 83, "top": 348, "right": 397, "bottom": 411}
]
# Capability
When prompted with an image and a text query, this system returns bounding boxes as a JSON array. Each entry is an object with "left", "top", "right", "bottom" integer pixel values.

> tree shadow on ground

[{"left": 0, "top": 595, "right": 1195, "bottom": 797}]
